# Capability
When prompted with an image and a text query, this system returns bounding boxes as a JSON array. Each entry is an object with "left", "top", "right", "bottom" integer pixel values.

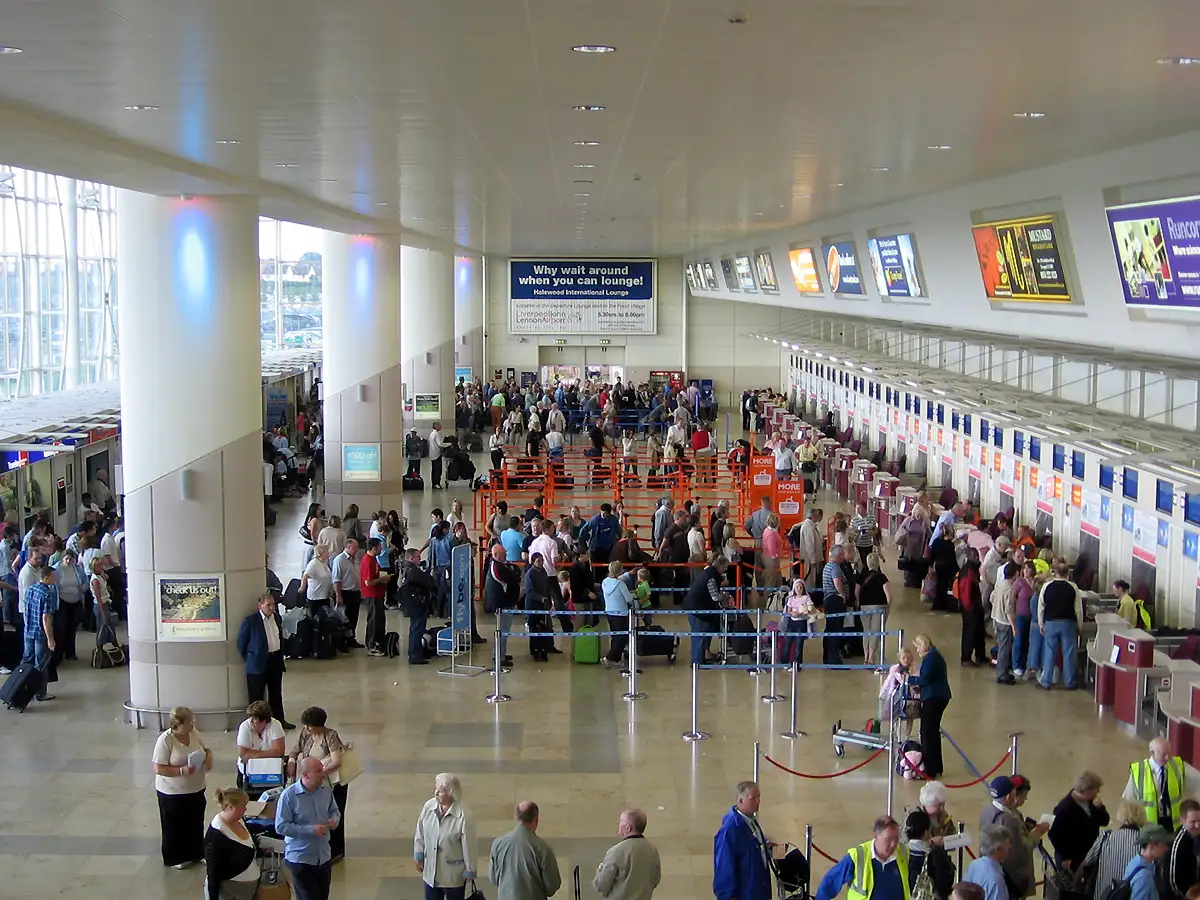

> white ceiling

[{"left": 1, "top": 0, "right": 1199, "bottom": 255}]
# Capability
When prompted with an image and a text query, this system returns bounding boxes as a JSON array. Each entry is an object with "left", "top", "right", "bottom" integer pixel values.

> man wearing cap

[
  {"left": 1125, "top": 823, "right": 1174, "bottom": 900},
  {"left": 1165, "top": 799, "right": 1200, "bottom": 900},
  {"left": 815, "top": 815, "right": 910, "bottom": 900},
  {"left": 1122, "top": 738, "right": 1200, "bottom": 831},
  {"left": 979, "top": 776, "right": 1047, "bottom": 899},
  {"left": 405, "top": 427, "right": 424, "bottom": 479}
]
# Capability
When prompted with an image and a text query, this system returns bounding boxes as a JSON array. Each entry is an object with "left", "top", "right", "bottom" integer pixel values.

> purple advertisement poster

[{"left": 1107, "top": 196, "right": 1200, "bottom": 308}]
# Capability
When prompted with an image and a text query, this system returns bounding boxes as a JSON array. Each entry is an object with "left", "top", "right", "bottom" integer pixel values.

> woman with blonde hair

[
  {"left": 415, "top": 772, "right": 478, "bottom": 900},
  {"left": 203, "top": 787, "right": 259, "bottom": 899},
  {"left": 151, "top": 705, "right": 213, "bottom": 868},
  {"left": 908, "top": 634, "right": 951, "bottom": 780},
  {"left": 1078, "top": 801, "right": 1146, "bottom": 899},
  {"left": 856, "top": 552, "right": 893, "bottom": 666}
]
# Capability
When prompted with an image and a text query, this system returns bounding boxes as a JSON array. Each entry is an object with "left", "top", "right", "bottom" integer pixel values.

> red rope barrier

[
  {"left": 965, "top": 847, "right": 977, "bottom": 859},
  {"left": 811, "top": 842, "right": 841, "bottom": 864},
  {"left": 763, "top": 748, "right": 886, "bottom": 779},
  {"left": 909, "top": 751, "right": 1012, "bottom": 788}
]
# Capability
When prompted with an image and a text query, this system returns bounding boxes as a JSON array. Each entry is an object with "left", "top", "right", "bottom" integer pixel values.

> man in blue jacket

[
  {"left": 815, "top": 815, "right": 909, "bottom": 900},
  {"left": 714, "top": 780, "right": 774, "bottom": 900},
  {"left": 237, "top": 592, "right": 294, "bottom": 730}
]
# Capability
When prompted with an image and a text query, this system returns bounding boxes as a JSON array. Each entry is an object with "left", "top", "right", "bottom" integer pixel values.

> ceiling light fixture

[
  {"left": 1157, "top": 57, "right": 1200, "bottom": 66},
  {"left": 831, "top": 182, "right": 845, "bottom": 187},
  {"left": 926, "top": 144, "right": 952, "bottom": 150},
  {"left": 376, "top": 202, "right": 389, "bottom": 206},
  {"left": 573, "top": 105, "right": 606, "bottom": 111},
  {"left": 795, "top": 193, "right": 811, "bottom": 199},
  {"left": 869, "top": 166, "right": 890, "bottom": 172},
  {"left": 1012, "top": 111, "right": 1046, "bottom": 118},
  {"left": 752, "top": 211, "right": 763, "bottom": 216},
  {"left": 574, "top": 192, "right": 590, "bottom": 197},
  {"left": 124, "top": 104, "right": 159, "bottom": 111},
  {"left": 572, "top": 44, "right": 616, "bottom": 53},
  {"left": 318, "top": 179, "right": 338, "bottom": 184},
  {"left": 0, "top": 46, "right": 24, "bottom": 55},
  {"left": 215, "top": 139, "right": 242, "bottom": 145},
  {"left": 573, "top": 179, "right": 593, "bottom": 184},
  {"left": 573, "top": 163, "right": 596, "bottom": 168},
  {"left": 573, "top": 140, "right": 600, "bottom": 146},
  {"left": 274, "top": 163, "right": 298, "bottom": 168}
]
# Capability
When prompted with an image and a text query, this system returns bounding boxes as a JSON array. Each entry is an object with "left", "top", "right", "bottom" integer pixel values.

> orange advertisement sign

[
  {"left": 788, "top": 247, "right": 822, "bottom": 293},
  {"left": 993, "top": 451, "right": 1002, "bottom": 473},
  {"left": 1054, "top": 476, "right": 1063, "bottom": 500},
  {"left": 1071, "top": 483, "right": 1082, "bottom": 508},
  {"left": 748, "top": 455, "right": 775, "bottom": 509},
  {"left": 1030, "top": 468, "right": 1039, "bottom": 489},
  {"left": 1015, "top": 461, "right": 1023, "bottom": 482},
  {"left": 774, "top": 479, "right": 806, "bottom": 533}
]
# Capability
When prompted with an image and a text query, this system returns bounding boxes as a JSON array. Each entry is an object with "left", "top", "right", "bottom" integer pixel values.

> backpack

[
  {"left": 1097, "top": 875, "right": 1136, "bottom": 900},
  {"left": 588, "top": 516, "right": 616, "bottom": 552}
]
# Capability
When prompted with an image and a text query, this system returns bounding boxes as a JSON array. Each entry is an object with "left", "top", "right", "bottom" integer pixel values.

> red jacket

[{"left": 955, "top": 567, "right": 982, "bottom": 612}]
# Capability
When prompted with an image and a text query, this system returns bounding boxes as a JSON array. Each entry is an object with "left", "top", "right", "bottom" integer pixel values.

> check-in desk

[
  {"left": 1157, "top": 663, "right": 1200, "bottom": 755},
  {"left": 1094, "top": 627, "right": 1172, "bottom": 735},
  {"left": 834, "top": 448, "right": 857, "bottom": 499},
  {"left": 819, "top": 439, "right": 840, "bottom": 488}
]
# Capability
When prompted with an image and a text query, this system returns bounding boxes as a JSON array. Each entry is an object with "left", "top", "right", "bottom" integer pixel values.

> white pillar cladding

[
  {"left": 320, "top": 232, "right": 404, "bottom": 518},
  {"left": 401, "top": 245, "right": 455, "bottom": 431},
  {"left": 454, "top": 255, "right": 484, "bottom": 382},
  {"left": 116, "top": 192, "right": 264, "bottom": 728}
]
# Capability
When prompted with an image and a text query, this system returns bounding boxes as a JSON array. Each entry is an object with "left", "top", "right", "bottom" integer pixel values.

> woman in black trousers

[{"left": 910, "top": 634, "right": 951, "bottom": 779}]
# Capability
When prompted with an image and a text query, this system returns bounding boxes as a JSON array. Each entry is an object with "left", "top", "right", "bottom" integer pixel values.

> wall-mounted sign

[
  {"left": 157, "top": 574, "right": 226, "bottom": 642},
  {"left": 509, "top": 259, "right": 656, "bottom": 334},
  {"left": 413, "top": 394, "right": 441, "bottom": 420},
  {"left": 821, "top": 241, "right": 864, "bottom": 295},
  {"left": 734, "top": 255, "right": 757, "bottom": 292},
  {"left": 867, "top": 233, "right": 924, "bottom": 297},
  {"left": 754, "top": 251, "right": 779, "bottom": 292},
  {"left": 342, "top": 443, "right": 382, "bottom": 481},
  {"left": 1107, "top": 195, "right": 1200, "bottom": 307},
  {"left": 788, "top": 247, "right": 823, "bottom": 293},
  {"left": 972, "top": 214, "right": 1070, "bottom": 302},
  {"left": 454, "top": 367, "right": 473, "bottom": 383}
]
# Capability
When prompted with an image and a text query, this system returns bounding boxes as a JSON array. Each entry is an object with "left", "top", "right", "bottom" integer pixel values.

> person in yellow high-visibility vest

[
  {"left": 1122, "top": 738, "right": 1200, "bottom": 830},
  {"left": 816, "top": 816, "right": 910, "bottom": 900}
]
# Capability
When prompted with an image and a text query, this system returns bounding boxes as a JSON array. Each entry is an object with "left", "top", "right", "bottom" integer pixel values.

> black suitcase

[
  {"left": 311, "top": 620, "right": 338, "bottom": 659},
  {"left": 0, "top": 627, "right": 22, "bottom": 670},
  {"left": 265, "top": 506, "right": 278, "bottom": 526},
  {"left": 637, "top": 625, "right": 677, "bottom": 662},
  {"left": 841, "top": 614, "right": 864, "bottom": 659},
  {"left": 1, "top": 660, "right": 45, "bottom": 711},
  {"left": 730, "top": 613, "right": 756, "bottom": 657},
  {"left": 384, "top": 631, "right": 401, "bottom": 659},
  {"left": 281, "top": 579, "right": 303, "bottom": 609},
  {"left": 403, "top": 474, "right": 424, "bottom": 492}
]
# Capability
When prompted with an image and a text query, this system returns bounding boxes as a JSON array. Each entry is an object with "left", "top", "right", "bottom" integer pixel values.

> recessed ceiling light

[
  {"left": 572, "top": 44, "right": 616, "bottom": 53},
  {"left": 573, "top": 105, "right": 606, "bottom": 112},
  {"left": 274, "top": 163, "right": 298, "bottom": 168},
  {"left": 1158, "top": 57, "right": 1200, "bottom": 66},
  {"left": 124, "top": 104, "right": 159, "bottom": 111},
  {"left": 831, "top": 182, "right": 845, "bottom": 187},
  {"left": 869, "top": 166, "right": 890, "bottom": 172},
  {"left": 795, "top": 193, "right": 811, "bottom": 199},
  {"left": 752, "top": 211, "right": 763, "bottom": 216},
  {"left": 573, "top": 164, "right": 596, "bottom": 169},
  {"left": 375, "top": 202, "right": 389, "bottom": 206},
  {"left": 1012, "top": 111, "right": 1046, "bottom": 118},
  {"left": 351, "top": 191, "right": 368, "bottom": 196},
  {"left": 0, "top": 46, "right": 24, "bottom": 55},
  {"left": 574, "top": 192, "right": 590, "bottom": 197},
  {"left": 215, "top": 139, "right": 242, "bottom": 145},
  {"left": 573, "top": 180, "right": 593, "bottom": 184},
  {"left": 926, "top": 144, "right": 952, "bottom": 150},
  {"left": 573, "top": 141, "right": 600, "bottom": 146},
  {"left": 318, "top": 179, "right": 338, "bottom": 184}
]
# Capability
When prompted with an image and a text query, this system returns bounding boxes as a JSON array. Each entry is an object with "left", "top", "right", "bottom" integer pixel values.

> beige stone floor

[{"left": 0, "top": 469, "right": 1145, "bottom": 900}]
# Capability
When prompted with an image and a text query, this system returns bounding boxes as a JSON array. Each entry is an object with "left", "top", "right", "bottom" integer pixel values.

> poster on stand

[{"left": 157, "top": 575, "right": 225, "bottom": 642}]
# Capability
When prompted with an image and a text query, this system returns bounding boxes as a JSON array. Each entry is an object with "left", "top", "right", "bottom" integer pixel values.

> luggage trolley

[{"left": 831, "top": 677, "right": 916, "bottom": 758}]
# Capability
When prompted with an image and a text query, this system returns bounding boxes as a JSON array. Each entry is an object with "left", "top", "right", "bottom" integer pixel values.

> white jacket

[{"left": 414, "top": 799, "right": 476, "bottom": 888}]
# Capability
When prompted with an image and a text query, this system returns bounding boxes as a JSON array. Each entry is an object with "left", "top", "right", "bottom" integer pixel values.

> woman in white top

[
  {"left": 687, "top": 523, "right": 707, "bottom": 564},
  {"left": 447, "top": 499, "right": 464, "bottom": 529},
  {"left": 414, "top": 773, "right": 478, "bottom": 899},
  {"left": 489, "top": 426, "right": 505, "bottom": 472},
  {"left": 316, "top": 515, "right": 346, "bottom": 558},
  {"left": 151, "top": 705, "right": 214, "bottom": 868},
  {"left": 300, "top": 544, "right": 333, "bottom": 605},
  {"left": 203, "top": 787, "right": 259, "bottom": 900},
  {"left": 53, "top": 549, "right": 86, "bottom": 660},
  {"left": 89, "top": 557, "right": 111, "bottom": 630},
  {"left": 235, "top": 700, "right": 286, "bottom": 787}
]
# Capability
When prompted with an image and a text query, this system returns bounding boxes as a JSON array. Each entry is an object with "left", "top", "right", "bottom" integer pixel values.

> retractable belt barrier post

[
  {"left": 753, "top": 740, "right": 761, "bottom": 783},
  {"left": 1009, "top": 731, "right": 1022, "bottom": 775},
  {"left": 486, "top": 625, "right": 510, "bottom": 704},
  {"left": 780, "top": 662, "right": 805, "bottom": 740},
  {"left": 623, "top": 608, "right": 646, "bottom": 702},
  {"left": 682, "top": 662, "right": 710, "bottom": 742}
]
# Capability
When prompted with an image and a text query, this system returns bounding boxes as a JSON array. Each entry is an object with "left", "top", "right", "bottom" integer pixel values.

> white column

[
  {"left": 401, "top": 245, "right": 455, "bottom": 430},
  {"left": 117, "top": 192, "right": 265, "bottom": 728},
  {"left": 453, "top": 255, "right": 484, "bottom": 383},
  {"left": 321, "top": 232, "right": 403, "bottom": 517},
  {"left": 63, "top": 179, "right": 81, "bottom": 389}
]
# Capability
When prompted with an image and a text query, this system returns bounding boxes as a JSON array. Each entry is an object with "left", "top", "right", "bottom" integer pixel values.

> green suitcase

[{"left": 574, "top": 626, "right": 601, "bottom": 664}]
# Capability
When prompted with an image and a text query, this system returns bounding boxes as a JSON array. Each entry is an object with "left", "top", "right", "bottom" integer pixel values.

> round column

[
  {"left": 117, "top": 192, "right": 263, "bottom": 728},
  {"left": 321, "top": 232, "right": 403, "bottom": 517},
  {"left": 454, "top": 255, "right": 484, "bottom": 384},
  {"left": 401, "top": 245, "right": 455, "bottom": 431}
]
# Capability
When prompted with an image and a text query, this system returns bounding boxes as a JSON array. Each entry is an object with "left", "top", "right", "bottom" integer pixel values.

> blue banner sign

[
  {"left": 867, "top": 233, "right": 924, "bottom": 297},
  {"left": 510, "top": 259, "right": 655, "bottom": 334},
  {"left": 450, "top": 542, "right": 472, "bottom": 632},
  {"left": 1107, "top": 195, "right": 1200, "bottom": 308},
  {"left": 342, "top": 443, "right": 381, "bottom": 482},
  {"left": 454, "top": 367, "right": 473, "bottom": 384},
  {"left": 820, "top": 241, "right": 864, "bottom": 295}
]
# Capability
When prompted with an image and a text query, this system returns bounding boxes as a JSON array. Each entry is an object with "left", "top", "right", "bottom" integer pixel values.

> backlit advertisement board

[
  {"left": 972, "top": 215, "right": 1070, "bottom": 301},
  {"left": 1107, "top": 195, "right": 1200, "bottom": 308},
  {"left": 788, "top": 247, "right": 823, "bottom": 293},
  {"left": 821, "top": 241, "right": 864, "bottom": 295}
]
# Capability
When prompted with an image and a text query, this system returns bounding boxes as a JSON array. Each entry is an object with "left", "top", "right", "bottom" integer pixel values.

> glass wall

[
  {"left": 0, "top": 166, "right": 118, "bottom": 399},
  {"left": 259, "top": 218, "right": 323, "bottom": 350}
]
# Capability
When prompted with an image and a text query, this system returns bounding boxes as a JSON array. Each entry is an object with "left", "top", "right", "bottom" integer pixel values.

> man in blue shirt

[
  {"left": 422, "top": 521, "right": 454, "bottom": 618},
  {"left": 275, "top": 757, "right": 341, "bottom": 900},
  {"left": 500, "top": 517, "right": 526, "bottom": 562},
  {"left": 21, "top": 565, "right": 58, "bottom": 702},
  {"left": 964, "top": 824, "right": 1012, "bottom": 900},
  {"left": 816, "top": 815, "right": 909, "bottom": 900}
]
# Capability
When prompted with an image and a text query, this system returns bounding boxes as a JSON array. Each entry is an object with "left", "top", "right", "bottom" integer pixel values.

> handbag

[
  {"left": 328, "top": 743, "right": 364, "bottom": 785},
  {"left": 465, "top": 879, "right": 486, "bottom": 900}
]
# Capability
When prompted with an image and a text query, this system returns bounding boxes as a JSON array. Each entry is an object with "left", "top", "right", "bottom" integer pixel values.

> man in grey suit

[
  {"left": 490, "top": 801, "right": 562, "bottom": 900},
  {"left": 593, "top": 809, "right": 662, "bottom": 900}
]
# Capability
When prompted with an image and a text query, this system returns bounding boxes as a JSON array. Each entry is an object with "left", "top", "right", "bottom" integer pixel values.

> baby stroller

[{"left": 772, "top": 843, "right": 810, "bottom": 900}]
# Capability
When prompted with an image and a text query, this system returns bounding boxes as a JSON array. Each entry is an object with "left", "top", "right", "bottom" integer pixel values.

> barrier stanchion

[
  {"left": 750, "top": 608, "right": 764, "bottom": 676},
  {"left": 681, "top": 663, "right": 710, "bottom": 742},
  {"left": 780, "top": 662, "right": 805, "bottom": 740},
  {"left": 623, "top": 609, "right": 646, "bottom": 702},
  {"left": 761, "top": 643, "right": 786, "bottom": 703},
  {"left": 486, "top": 627, "right": 511, "bottom": 704},
  {"left": 804, "top": 824, "right": 814, "bottom": 898},
  {"left": 956, "top": 822, "right": 966, "bottom": 879},
  {"left": 1009, "top": 731, "right": 1023, "bottom": 775},
  {"left": 886, "top": 704, "right": 897, "bottom": 817},
  {"left": 753, "top": 740, "right": 761, "bottom": 782}
]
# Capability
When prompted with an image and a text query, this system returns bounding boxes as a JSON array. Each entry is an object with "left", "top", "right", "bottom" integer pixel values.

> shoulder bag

[{"left": 328, "top": 742, "right": 364, "bottom": 786}]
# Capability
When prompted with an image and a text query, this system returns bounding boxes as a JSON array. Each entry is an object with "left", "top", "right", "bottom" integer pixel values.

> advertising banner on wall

[
  {"left": 1107, "top": 195, "right": 1200, "bottom": 308},
  {"left": 1081, "top": 489, "right": 1102, "bottom": 537},
  {"left": 342, "top": 443, "right": 382, "bottom": 481},
  {"left": 1133, "top": 510, "right": 1158, "bottom": 565},
  {"left": 734, "top": 255, "right": 757, "bottom": 292},
  {"left": 414, "top": 394, "right": 441, "bottom": 420},
  {"left": 821, "top": 241, "right": 864, "bottom": 294},
  {"left": 754, "top": 251, "right": 779, "bottom": 291},
  {"left": 157, "top": 575, "right": 225, "bottom": 642},
  {"left": 509, "top": 259, "right": 656, "bottom": 334},
  {"left": 971, "top": 215, "right": 1070, "bottom": 301},
  {"left": 867, "top": 233, "right": 924, "bottom": 297},
  {"left": 788, "top": 247, "right": 823, "bottom": 293}
]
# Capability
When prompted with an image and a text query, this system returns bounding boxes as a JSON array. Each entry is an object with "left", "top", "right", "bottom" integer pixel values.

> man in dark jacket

[
  {"left": 236, "top": 593, "right": 294, "bottom": 729},
  {"left": 399, "top": 550, "right": 437, "bottom": 666},
  {"left": 685, "top": 557, "right": 731, "bottom": 665},
  {"left": 714, "top": 780, "right": 773, "bottom": 900},
  {"left": 485, "top": 543, "right": 521, "bottom": 667},
  {"left": 658, "top": 509, "right": 692, "bottom": 606}
]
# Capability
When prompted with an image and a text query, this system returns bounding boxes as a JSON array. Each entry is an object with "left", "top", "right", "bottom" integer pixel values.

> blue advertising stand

[{"left": 438, "top": 542, "right": 486, "bottom": 677}]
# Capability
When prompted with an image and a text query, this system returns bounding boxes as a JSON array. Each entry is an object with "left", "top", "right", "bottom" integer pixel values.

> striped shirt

[
  {"left": 1080, "top": 826, "right": 1141, "bottom": 900},
  {"left": 850, "top": 514, "right": 876, "bottom": 548}
]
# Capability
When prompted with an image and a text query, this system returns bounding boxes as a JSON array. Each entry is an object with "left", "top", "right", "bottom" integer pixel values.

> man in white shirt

[
  {"left": 17, "top": 549, "right": 46, "bottom": 623},
  {"left": 88, "top": 469, "right": 115, "bottom": 511},
  {"left": 331, "top": 539, "right": 364, "bottom": 648},
  {"left": 665, "top": 421, "right": 687, "bottom": 456},
  {"left": 547, "top": 404, "right": 567, "bottom": 435},
  {"left": 796, "top": 508, "right": 825, "bottom": 587},
  {"left": 544, "top": 426, "right": 565, "bottom": 457},
  {"left": 528, "top": 520, "right": 559, "bottom": 582},
  {"left": 428, "top": 423, "right": 446, "bottom": 490},
  {"left": 76, "top": 493, "right": 102, "bottom": 523}
]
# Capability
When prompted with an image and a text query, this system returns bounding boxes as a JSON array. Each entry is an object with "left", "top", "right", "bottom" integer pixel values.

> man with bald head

[
  {"left": 490, "top": 800, "right": 562, "bottom": 900},
  {"left": 593, "top": 809, "right": 662, "bottom": 900},
  {"left": 1123, "top": 738, "right": 1200, "bottom": 830},
  {"left": 275, "top": 756, "right": 341, "bottom": 900}
]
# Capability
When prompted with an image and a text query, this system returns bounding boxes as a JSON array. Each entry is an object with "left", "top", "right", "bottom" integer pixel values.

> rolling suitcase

[
  {"left": 280, "top": 579, "right": 302, "bottom": 609},
  {"left": 1, "top": 660, "right": 45, "bottom": 711},
  {"left": 636, "top": 625, "right": 677, "bottom": 662},
  {"left": 574, "top": 626, "right": 601, "bottom": 664},
  {"left": 730, "top": 613, "right": 756, "bottom": 657},
  {"left": 402, "top": 474, "right": 424, "bottom": 492},
  {"left": 384, "top": 631, "right": 401, "bottom": 659}
]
